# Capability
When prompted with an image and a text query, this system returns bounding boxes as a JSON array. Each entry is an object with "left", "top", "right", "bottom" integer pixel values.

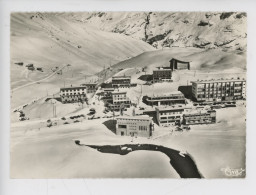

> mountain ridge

[{"left": 64, "top": 12, "right": 247, "bottom": 52}]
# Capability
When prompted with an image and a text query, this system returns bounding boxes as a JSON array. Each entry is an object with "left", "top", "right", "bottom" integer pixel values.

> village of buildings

[
  {"left": 9, "top": 11, "right": 247, "bottom": 179},
  {"left": 12, "top": 53, "right": 246, "bottom": 178},
  {"left": 13, "top": 58, "right": 246, "bottom": 139}
]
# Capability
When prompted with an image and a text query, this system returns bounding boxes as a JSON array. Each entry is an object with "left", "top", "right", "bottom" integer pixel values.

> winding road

[{"left": 12, "top": 65, "right": 69, "bottom": 92}]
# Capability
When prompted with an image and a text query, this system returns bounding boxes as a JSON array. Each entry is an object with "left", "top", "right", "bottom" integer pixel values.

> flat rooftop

[
  {"left": 112, "top": 76, "right": 131, "bottom": 79},
  {"left": 191, "top": 78, "right": 246, "bottom": 84},
  {"left": 147, "top": 91, "right": 184, "bottom": 98},
  {"left": 155, "top": 106, "right": 186, "bottom": 111},
  {"left": 112, "top": 91, "right": 127, "bottom": 94},
  {"left": 81, "top": 83, "right": 98, "bottom": 86},
  {"left": 60, "top": 86, "right": 87, "bottom": 90},
  {"left": 184, "top": 109, "right": 216, "bottom": 116},
  {"left": 116, "top": 115, "right": 152, "bottom": 121},
  {"left": 153, "top": 69, "right": 172, "bottom": 72}
]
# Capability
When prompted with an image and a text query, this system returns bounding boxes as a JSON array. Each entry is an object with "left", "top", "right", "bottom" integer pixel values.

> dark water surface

[{"left": 75, "top": 140, "right": 202, "bottom": 178}]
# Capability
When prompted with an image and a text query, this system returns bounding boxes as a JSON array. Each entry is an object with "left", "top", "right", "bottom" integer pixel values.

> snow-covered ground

[
  {"left": 10, "top": 15, "right": 247, "bottom": 179},
  {"left": 10, "top": 100, "right": 246, "bottom": 178}
]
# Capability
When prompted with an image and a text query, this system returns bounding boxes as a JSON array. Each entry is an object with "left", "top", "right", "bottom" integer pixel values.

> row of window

[
  {"left": 61, "top": 88, "right": 86, "bottom": 92},
  {"left": 160, "top": 116, "right": 181, "bottom": 120},
  {"left": 139, "top": 126, "right": 147, "bottom": 131},
  {"left": 118, "top": 119, "right": 149, "bottom": 122},
  {"left": 61, "top": 92, "right": 85, "bottom": 95},
  {"left": 197, "top": 93, "right": 242, "bottom": 98},
  {"left": 113, "top": 101, "right": 130, "bottom": 105},
  {"left": 113, "top": 99, "right": 129, "bottom": 102},
  {"left": 186, "top": 119, "right": 212, "bottom": 123},
  {"left": 160, "top": 111, "right": 183, "bottom": 115},
  {"left": 184, "top": 116, "right": 212, "bottom": 119},
  {"left": 149, "top": 96, "right": 184, "bottom": 100}
]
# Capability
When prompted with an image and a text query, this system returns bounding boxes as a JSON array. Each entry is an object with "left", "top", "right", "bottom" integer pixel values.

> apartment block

[
  {"left": 112, "top": 76, "right": 131, "bottom": 88},
  {"left": 183, "top": 110, "right": 216, "bottom": 125},
  {"left": 191, "top": 78, "right": 246, "bottom": 102},
  {"left": 60, "top": 86, "right": 87, "bottom": 103}
]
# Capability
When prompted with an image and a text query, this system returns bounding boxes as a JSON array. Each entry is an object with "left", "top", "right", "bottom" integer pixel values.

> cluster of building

[
  {"left": 152, "top": 58, "right": 190, "bottom": 83},
  {"left": 101, "top": 76, "right": 132, "bottom": 111},
  {"left": 57, "top": 57, "right": 246, "bottom": 139}
]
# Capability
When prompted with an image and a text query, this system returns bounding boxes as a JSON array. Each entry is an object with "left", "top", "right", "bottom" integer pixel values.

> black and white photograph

[{"left": 9, "top": 11, "right": 248, "bottom": 179}]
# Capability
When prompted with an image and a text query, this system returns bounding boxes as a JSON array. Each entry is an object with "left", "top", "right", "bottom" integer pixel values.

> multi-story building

[
  {"left": 183, "top": 110, "right": 216, "bottom": 125},
  {"left": 155, "top": 106, "right": 185, "bottom": 127},
  {"left": 145, "top": 91, "right": 186, "bottom": 106},
  {"left": 116, "top": 115, "right": 153, "bottom": 137},
  {"left": 112, "top": 76, "right": 131, "bottom": 88},
  {"left": 60, "top": 86, "right": 87, "bottom": 103},
  {"left": 109, "top": 91, "right": 131, "bottom": 111},
  {"left": 191, "top": 78, "right": 246, "bottom": 102},
  {"left": 153, "top": 68, "right": 172, "bottom": 83},
  {"left": 80, "top": 83, "right": 98, "bottom": 93}
]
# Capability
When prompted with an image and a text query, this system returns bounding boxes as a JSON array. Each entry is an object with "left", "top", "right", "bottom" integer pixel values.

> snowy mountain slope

[
  {"left": 67, "top": 12, "right": 247, "bottom": 51},
  {"left": 98, "top": 47, "right": 246, "bottom": 81},
  {"left": 11, "top": 12, "right": 154, "bottom": 87}
]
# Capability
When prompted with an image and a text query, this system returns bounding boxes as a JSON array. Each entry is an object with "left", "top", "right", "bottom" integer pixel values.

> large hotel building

[
  {"left": 60, "top": 86, "right": 87, "bottom": 103},
  {"left": 155, "top": 106, "right": 186, "bottom": 127},
  {"left": 191, "top": 78, "right": 246, "bottom": 102},
  {"left": 109, "top": 91, "right": 131, "bottom": 111},
  {"left": 145, "top": 91, "right": 186, "bottom": 106},
  {"left": 183, "top": 110, "right": 216, "bottom": 125}
]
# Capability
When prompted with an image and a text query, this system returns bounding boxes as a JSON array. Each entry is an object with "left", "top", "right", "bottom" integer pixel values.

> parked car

[
  {"left": 182, "top": 125, "right": 191, "bottom": 130},
  {"left": 175, "top": 127, "right": 183, "bottom": 131}
]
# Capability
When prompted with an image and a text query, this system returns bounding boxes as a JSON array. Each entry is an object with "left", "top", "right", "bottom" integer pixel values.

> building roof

[
  {"left": 103, "top": 88, "right": 115, "bottom": 91},
  {"left": 112, "top": 76, "right": 131, "bottom": 79},
  {"left": 191, "top": 78, "right": 246, "bottom": 84},
  {"left": 147, "top": 91, "right": 184, "bottom": 98},
  {"left": 81, "top": 83, "right": 98, "bottom": 86},
  {"left": 155, "top": 106, "right": 185, "bottom": 111},
  {"left": 112, "top": 91, "right": 127, "bottom": 95},
  {"left": 169, "top": 58, "right": 191, "bottom": 63},
  {"left": 116, "top": 115, "right": 152, "bottom": 121},
  {"left": 183, "top": 109, "right": 216, "bottom": 116},
  {"left": 156, "top": 66, "right": 172, "bottom": 70},
  {"left": 60, "top": 86, "right": 87, "bottom": 90},
  {"left": 153, "top": 69, "right": 172, "bottom": 72}
]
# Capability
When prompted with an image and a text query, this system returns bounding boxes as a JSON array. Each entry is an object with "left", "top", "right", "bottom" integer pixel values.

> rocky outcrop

[
  {"left": 63, "top": 12, "right": 247, "bottom": 52},
  {"left": 198, "top": 20, "right": 209, "bottom": 26},
  {"left": 220, "top": 12, "right": 234, "bottom": 20}
]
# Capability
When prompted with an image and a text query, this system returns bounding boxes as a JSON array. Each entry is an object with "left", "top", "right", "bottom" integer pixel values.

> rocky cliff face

[{"left": 65, "top": 12, "right": 247, "bottom": 52}]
